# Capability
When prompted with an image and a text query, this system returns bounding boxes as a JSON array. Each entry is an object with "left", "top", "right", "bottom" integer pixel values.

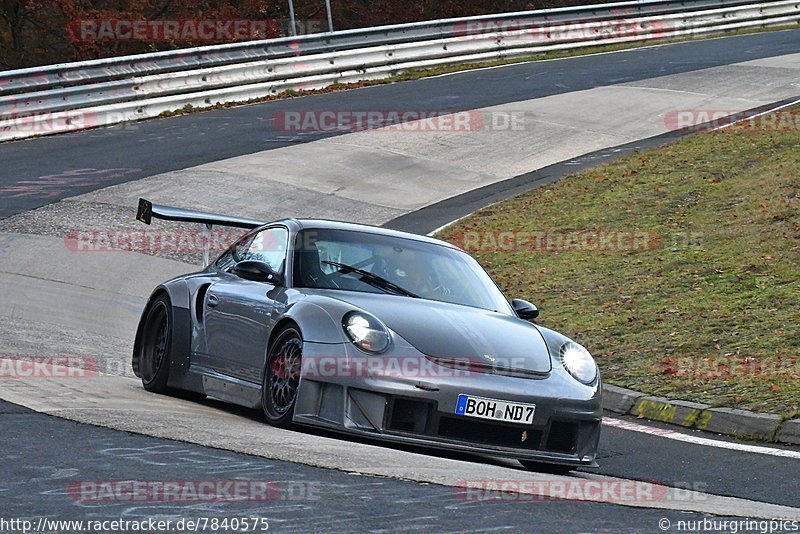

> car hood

[{"left": 318, "top": 291, "right": 552, "bottom": 374}]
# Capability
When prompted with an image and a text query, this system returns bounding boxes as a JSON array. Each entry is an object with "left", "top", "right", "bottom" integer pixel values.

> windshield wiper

[{"left": 322, "top": 260, "right": 420, "bottom": 298}]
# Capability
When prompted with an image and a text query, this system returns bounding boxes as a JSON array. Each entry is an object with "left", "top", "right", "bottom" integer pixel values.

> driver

[{"left": 381, "top": 247, "right": 434, "bottom": 296}]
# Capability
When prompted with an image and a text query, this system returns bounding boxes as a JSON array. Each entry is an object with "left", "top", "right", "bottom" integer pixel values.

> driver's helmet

[{"left": 381, "top": 247, "right": 429, "bottom": 291}]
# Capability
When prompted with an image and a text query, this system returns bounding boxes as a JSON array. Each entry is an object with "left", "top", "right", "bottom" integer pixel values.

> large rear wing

[{"left": 136, "top": 198, "right": 265, "bottom": 266}]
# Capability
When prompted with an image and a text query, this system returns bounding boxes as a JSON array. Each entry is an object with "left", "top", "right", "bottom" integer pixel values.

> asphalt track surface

[
  {"left": 2, "top": 29, "right": 800, "bottom": 218},
  {"left": 0, "top": 400, "right": 789, "bottom": 533},
  {"left": 1, "top": 30, "right": 800, "bottom": 533}
]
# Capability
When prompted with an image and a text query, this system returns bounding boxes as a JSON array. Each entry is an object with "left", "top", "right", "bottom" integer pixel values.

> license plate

[{"left": 454, "top": 394, "right": 535, "bottom": 425}]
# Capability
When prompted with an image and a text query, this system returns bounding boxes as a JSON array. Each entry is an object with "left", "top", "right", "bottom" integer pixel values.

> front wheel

[
  {"left": 138, "top": 294, "right": 172, "bottom": 393},
  {"left": 261, "top": 326, "right": 302, "bottom": 428},
  {"left": 518, "top": 460, "right": 576, "bottom": 475}
]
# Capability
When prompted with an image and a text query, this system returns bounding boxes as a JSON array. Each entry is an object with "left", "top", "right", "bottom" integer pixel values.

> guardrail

[{"left": 1, "top": 0, "right": 797, "bottom": 142}]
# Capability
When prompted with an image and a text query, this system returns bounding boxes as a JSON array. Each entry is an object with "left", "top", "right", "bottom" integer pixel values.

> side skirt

[{"left": 188, "top": 364, "right": 262, "bottom": 409}]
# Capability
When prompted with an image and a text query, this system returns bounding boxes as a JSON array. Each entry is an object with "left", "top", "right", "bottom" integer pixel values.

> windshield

[{"left": 293, "top": 228, "right": 513, "bottom": 313}]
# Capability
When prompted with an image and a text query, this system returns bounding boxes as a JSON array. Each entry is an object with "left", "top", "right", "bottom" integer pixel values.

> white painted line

[
  {"left": 427, "top": 213, "right": 472, "bottom": 237},
  {"left": 604, "top": 417, "right": 800, "bottom": 459},
  {"left": 714, "top": 97, "right": 800, "bottom": 131}
]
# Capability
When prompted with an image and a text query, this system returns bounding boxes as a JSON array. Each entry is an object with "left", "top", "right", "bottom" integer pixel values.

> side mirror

[
  {"left": 512, "top": 299, "right": 539, "bottom": 320},
  {"left": 233, "top": 260, "right": 282, "bottom": 284}
]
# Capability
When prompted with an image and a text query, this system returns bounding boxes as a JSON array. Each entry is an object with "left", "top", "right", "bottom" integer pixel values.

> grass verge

[{"left": 437, "top": 108, "right": 800, "bottom": 417}]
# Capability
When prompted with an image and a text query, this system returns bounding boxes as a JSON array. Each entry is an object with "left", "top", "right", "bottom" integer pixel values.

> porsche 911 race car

[{"left": 132, "top": 199, "right": 601, "bottom": 471}]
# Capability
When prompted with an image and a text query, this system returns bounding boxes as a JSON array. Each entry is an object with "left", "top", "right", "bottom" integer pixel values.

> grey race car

[{"left": 132, "top": 199, "right": 601, "bottom": 471}]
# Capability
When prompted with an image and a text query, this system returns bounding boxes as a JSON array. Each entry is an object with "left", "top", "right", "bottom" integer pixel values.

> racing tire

[
  {"left": 138, "top": 294, "right": 173, "bottom": 394},
  {"left": 262, "top": 326, "right": 303, "bottom": 428}
]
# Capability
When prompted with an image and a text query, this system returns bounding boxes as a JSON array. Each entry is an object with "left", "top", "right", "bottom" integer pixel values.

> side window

[
  {"left": 216, "top": 227, "right": 288, "bottom": 273},
  {"left": 216, "top": 230, "right": 253, "bottom": 272},
  {"left": 240, "top": 227, "right": 288, "bottom": 272}
]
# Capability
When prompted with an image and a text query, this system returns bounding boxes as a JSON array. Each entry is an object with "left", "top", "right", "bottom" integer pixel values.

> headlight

[
  {"left": 559, "top": 342, "right": 597, "bottom": 384},
  {"left": 343, "top": 312, "right": 390, "bottom": 353}
]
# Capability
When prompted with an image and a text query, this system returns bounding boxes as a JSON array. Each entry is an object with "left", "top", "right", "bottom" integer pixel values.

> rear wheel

[
  {"left": 262, "top": 326, "right": 302, "bottom": 428},
  {"left": 138, "top": 294, "right": 172, "bottom": 393},
  {"left": 518, "top": 460, "right": 576, "bottom": 475}
]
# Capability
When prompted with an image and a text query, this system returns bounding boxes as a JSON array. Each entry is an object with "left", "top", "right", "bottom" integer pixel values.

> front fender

[
  {"left": 131, "top": 278, "right": 191, "bottom": 380},
  {"left": 281, "top": 299, "right": 345, "bottom": 344}
]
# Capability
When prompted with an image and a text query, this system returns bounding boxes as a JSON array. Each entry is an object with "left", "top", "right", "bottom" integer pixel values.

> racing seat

[{"left": 296, "top": 242, "right": 332, "bottom": 288}]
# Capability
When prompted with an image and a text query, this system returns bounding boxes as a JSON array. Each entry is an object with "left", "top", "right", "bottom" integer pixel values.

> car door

[{"left": 203, "top": 226, "right": 289, "bottom": 383}]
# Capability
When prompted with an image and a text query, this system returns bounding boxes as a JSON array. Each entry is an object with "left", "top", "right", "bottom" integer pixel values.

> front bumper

[{"left": 294, "top": 341, "right": 602, "bottom": 467}]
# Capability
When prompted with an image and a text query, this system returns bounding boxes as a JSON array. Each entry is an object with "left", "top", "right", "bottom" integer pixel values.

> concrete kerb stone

[
  {"left": 696, "top": 407, "right": 782, "bottom": 441},
  {"left": 602, "top": 384, "right": 794, "bottom": 444},
  {"left": 601, "top": 384, "right": 646, "bottom": 415},
  {"left": 632, "top": 396, "right": 709, "bottom": 429},
  {"left": 776, "top": 419, "right": 800, "bottom": 445}
]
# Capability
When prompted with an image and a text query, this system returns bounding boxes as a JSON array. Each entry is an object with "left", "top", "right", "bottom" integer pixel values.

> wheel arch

[
  {"left": 132, "top": 280, "right": 191, "bottom": 384},
  {"left": 270, "top": 317, "right": 301, "bottom": 343},
  {"left": 132, "top": 287, "right": 170, "bottom": 378},
  {"left": 262, "top": 317, "right": 301, "bottom": 376}
]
